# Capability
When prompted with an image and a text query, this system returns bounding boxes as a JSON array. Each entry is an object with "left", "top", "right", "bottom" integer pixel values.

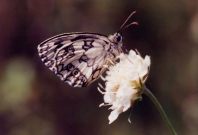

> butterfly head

[
  {"left": 108, "top": 32, "right": 123, "bottom": 46},
  {"left": 108, "top": 11, "right": 138, "bottom": 48}
]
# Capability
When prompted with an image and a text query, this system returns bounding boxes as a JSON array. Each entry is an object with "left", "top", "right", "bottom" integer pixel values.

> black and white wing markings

[
  {"left": 37, "top": 12, "right": 139, "bottom": 87},
  {"left": 38, "top": 33, "right": 113, "bottom": 87}
]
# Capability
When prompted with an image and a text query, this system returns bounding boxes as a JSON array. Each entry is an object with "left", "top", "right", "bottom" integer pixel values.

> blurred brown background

[{"left": 0, "top": 0, "right": 198, "bottom": 135}]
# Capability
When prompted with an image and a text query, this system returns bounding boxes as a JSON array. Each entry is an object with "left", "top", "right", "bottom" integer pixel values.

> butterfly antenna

[
  {"left": 123, "top": 21, "right": 138, "bottom": 30},
  {"left": 118, "top": 11, "right": 138, "bottom": 32}
]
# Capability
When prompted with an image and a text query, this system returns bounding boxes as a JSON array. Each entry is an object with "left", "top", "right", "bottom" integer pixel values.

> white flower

[{"left": 98, "top": 50, "right": 151, "bottom": 124}]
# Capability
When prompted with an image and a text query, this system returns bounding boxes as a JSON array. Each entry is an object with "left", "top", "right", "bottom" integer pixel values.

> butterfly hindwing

[{"left": 38, "top": 33, "right": 112, "bottom": 87}]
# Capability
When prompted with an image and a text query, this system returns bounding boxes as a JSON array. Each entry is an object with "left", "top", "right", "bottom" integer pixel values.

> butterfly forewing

[{"left": 38, "top": 33, "right": 115, "bottom": 87}]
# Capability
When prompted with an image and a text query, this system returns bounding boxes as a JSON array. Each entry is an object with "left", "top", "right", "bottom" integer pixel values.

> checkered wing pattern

[{"left": 37, "top": 33, "right": 116, "bottom": 87}]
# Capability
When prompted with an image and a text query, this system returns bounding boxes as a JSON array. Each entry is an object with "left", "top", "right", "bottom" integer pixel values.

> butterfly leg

[
  {"left": 100, "top": 75, "right": 106, "bottom": 81},
  {"left": 106, "top": 58, "right": 115, "bottom": 65},
  {"left": 97, "top": 83, "right": 105, "bottom": 94}
]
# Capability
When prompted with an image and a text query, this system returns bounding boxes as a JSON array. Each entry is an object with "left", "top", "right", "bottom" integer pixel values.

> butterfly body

[
  {"left": 37, "top": 11, "right": 137, "bottom": 87},
  {"left": 38, "top": 32, "right": 123, "bottom": 87}
]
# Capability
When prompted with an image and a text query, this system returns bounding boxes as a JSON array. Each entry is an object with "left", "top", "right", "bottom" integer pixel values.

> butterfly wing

[{"left": 37, "top": 33, "right": 112, "bottom": 87}]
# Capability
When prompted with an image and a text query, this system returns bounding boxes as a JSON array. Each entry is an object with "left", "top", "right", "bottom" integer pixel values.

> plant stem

[{"left": 143, "top": 86, "right": 178, "bottom": 135}]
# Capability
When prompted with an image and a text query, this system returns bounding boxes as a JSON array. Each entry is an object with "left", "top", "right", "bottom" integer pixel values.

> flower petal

[{"left": 108, "top": 109, "right": 121, "bottom": 124}]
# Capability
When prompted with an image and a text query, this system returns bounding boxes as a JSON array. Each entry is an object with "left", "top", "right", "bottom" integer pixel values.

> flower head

[{"left": 98, "top": 50, "right": 150, "bottom": 124}]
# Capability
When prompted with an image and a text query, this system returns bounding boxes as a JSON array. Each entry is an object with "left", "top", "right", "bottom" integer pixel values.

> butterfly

[{"left": 37, "top": 11, "right": 137, "bottom": 87}]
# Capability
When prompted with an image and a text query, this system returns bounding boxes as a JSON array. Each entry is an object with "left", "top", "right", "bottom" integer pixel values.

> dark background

[{"left": 0, "top": 0, "right": 197, "bottom": 135}]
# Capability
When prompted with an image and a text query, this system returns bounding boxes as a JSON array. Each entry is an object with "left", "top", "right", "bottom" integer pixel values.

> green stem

[{"left": 143, "top": 86, "right": 178, "bottom": 135}]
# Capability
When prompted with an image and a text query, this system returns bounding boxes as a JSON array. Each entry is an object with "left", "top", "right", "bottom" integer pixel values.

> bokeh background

[{"left": 0, "top": 0, "right": 198, "bottom": 135}]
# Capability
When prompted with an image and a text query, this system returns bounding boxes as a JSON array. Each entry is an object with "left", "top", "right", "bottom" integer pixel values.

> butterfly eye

[{"left": 116, "top": 35, "right": 122, "bottom": 42}]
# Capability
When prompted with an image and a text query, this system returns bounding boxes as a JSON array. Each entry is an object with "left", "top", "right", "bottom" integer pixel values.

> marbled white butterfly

[{"left": 37, "top": 11, "right": 137, "bottom": 87}]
